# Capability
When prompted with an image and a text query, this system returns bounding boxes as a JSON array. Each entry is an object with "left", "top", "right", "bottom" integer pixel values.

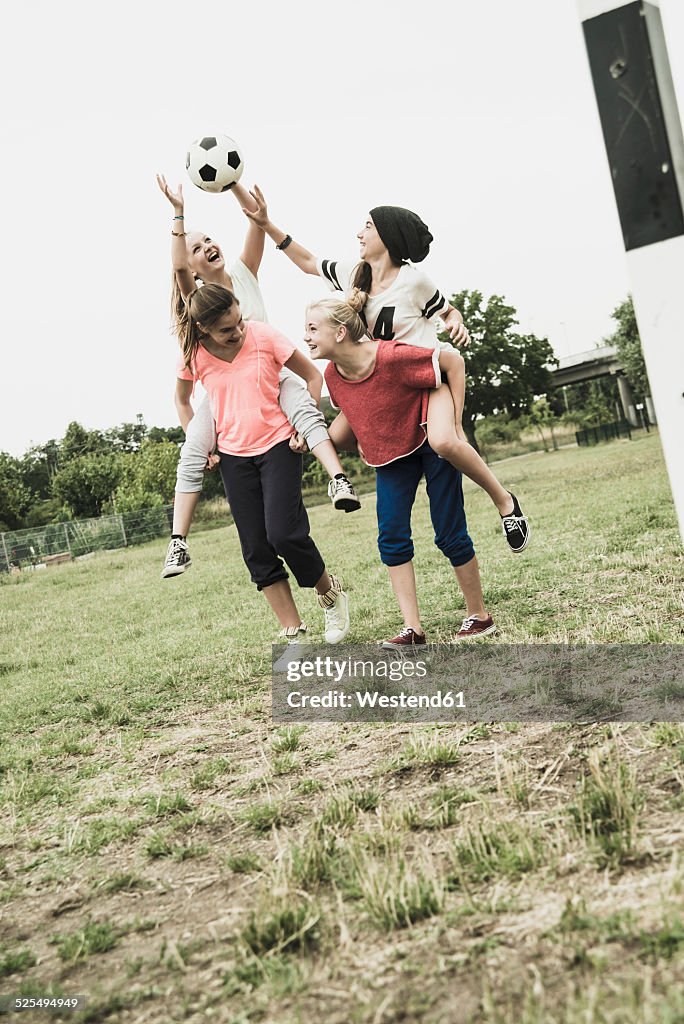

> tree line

[{"left": 0, "top": 291, "right": 650, "bottom": 533}]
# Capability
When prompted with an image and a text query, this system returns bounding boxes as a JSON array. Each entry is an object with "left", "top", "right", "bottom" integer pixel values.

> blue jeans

[{"left": 375, "top": 443, "right": 475, "bottom": 567}]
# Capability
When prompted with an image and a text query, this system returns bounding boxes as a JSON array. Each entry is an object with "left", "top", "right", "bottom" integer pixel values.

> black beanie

[{"left": 369, "top": 206, "right": 433, "bottom": 264}]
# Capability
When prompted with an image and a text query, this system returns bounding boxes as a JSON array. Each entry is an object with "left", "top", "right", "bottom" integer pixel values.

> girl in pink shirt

[{"left": 176, "top": 283, "right": 350, "bottom": 645}]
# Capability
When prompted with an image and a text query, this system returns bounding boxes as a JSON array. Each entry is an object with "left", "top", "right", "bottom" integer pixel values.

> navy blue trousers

[{"left": 375, "top": 443, "right": 475, "bottom": 568}]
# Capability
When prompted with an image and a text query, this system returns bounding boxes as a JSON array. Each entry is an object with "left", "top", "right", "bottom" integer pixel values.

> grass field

[{"left": 0, "top": 432, "right": 683, "bottom": 1023}]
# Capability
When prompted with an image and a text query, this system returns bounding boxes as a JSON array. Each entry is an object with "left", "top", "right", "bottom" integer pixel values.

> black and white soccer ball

[{"left": 186, "top": 134, "right": 244, "bottom": 193}]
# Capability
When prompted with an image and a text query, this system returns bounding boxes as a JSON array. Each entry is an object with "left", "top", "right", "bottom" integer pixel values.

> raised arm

[
  {"left": 241, "top": 185, "right": 320, "bottom": 277},
  {"left": 230, "top": 182, "right": 265, "bottom": 278},
  {"left": 156, "top": 174, "right": 195, "bottom": 300}
]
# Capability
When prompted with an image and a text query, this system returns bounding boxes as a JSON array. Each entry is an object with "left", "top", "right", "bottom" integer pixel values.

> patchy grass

[
  {"left": 53, "top": 920, "right": 118, "bottom": 962},
  {"left": 239, "top": 799, "right": 287, "bottom": 833},
  {"left": 569, "top": 747, "right": 643, "bottom": 865},
  {"left": 399, "top": 729, "right": 463, "bottom": 769},
  {"left": 344, "top": 845, "right": 446, "bottom": 930},
  {"left": 241, "top": 894, "right": 320, "bottom": 956},
  {"left": 0, "top": 436, "right": 683, "bottom": 1021},
  {"left": 0, "top": 946, "right": 37, "bottom": 978},
  {"left": 226, "top": 851, "right": 262, "bottom": 874},
  {"left": 449, "top": 818, "right": 548, "bottom": 886}
]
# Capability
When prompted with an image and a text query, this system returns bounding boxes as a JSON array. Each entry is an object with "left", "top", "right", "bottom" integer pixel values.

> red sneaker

[
  {"left": 382, "top": 627, "right": 427, "bottom": 649},
  {"left": 455, "top": 615, "right": 497, "bottom": 640}
]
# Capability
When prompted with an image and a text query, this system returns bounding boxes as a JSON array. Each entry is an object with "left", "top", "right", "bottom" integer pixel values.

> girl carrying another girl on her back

[
  {"left": 241, "top": 188, "right": 530, "bottom": 554},
  {"left": 305, "top": 294, "right": 495, "bottom": 643},
  {"left": 156, "top": 175, "right": 360, "bottom": 579},
  {"left": 176, "top": 283, "right": 350, "bottom": 645}
]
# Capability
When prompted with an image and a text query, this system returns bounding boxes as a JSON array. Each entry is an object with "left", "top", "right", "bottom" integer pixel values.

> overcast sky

[{"left": 2, "top": 0, "right": 683, "bottom": 457}]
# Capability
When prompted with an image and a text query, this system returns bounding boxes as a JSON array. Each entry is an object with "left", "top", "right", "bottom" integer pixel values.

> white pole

[
  {"left": 63, "top": 522, "right": 72, "bottom": 555},
  {"left": 1, "top": 531, "right": 9, "bottom": 570},
  {"left": 577, "top": 0, "right": 684, "bottom": 543},
  {"left": 119, "top": 514, "right": 128, "bottom": 547}
]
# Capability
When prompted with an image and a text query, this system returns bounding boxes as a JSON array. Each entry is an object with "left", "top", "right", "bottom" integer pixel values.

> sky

[{"left": 2, "top": 0, "right": 684, "bottom": 458}]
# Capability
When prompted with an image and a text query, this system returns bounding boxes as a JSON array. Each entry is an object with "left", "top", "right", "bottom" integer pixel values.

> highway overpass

[{"left": 549, "top": 344, "right": 655, "bottom": 426}]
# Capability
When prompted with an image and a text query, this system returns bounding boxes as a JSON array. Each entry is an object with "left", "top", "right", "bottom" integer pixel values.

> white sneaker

[
  {"left": 161, "top": 537, "right": 192, "bottom": 579},
  {"left": 328, "top": 477, "right": 361, "bottom": 513},
  {"left": 274, "top": 623, "right": 308, "bottom": 672},
  {"left": 317, "top": 574, "right": 350, "bottom": 644}
]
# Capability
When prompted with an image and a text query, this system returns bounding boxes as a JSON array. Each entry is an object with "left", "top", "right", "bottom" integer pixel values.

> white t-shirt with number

[{"left": 316, "top": 257, "right": 448, "bottom": 350}]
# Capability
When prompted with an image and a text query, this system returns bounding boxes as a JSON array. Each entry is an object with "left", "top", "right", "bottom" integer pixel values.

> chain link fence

[{"left": 0, "top": 505, "right": 174, "bottom": 574}]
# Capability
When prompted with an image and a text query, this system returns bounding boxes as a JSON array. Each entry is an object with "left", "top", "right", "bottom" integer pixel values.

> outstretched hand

[
  {"left": 241, "top": 184, "right": 269, "bottom": 229},
  {"left": 156, "top": 174, "right": 184, "bottom": 213}
]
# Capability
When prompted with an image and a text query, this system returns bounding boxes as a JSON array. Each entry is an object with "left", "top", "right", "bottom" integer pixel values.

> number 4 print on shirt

[{"left": 371, "top": 306, "right": 395, "bottom": 340}]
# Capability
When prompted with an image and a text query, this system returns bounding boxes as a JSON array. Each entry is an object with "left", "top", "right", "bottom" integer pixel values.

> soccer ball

[{"left": 186, "top": 134, "right": 244, "bottom": 193}]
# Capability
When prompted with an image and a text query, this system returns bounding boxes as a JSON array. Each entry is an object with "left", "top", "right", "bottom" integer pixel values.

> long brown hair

[
  {"left": 171, "top": 272, "right": 190, "bottom": 347},
  {"left": 350, "top": 250, "right": 403, "bottom": 302},
  {"left": 178, "top": 284, "right": 239, "bottom": 370}
]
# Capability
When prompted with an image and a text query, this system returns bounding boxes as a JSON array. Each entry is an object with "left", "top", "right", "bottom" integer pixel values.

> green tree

[
  {"left": 112, "top": 439, "right": 180, "bottom": 513},
  {"left": 147, "top": 425, "right": 185, "bottom": 446},
  {"left": 105, "top": 414, "right": 148, "bottom": 453},
  {"left": 442, "top": 290, "right": 558, "bottom": 450},
  {"left": 578, "top": 379, "right": 618, "bottom": 427},
  {"left": 52, "top": 453, "right": 123, "bottom": 518},
  {"left": 527, "top": 397, "right": 559, "bottom": 451},
  {"left": 607, "top": 296, "right": 651, "bottom": 399},
  {"left": 60, "top": 421, "right": 109, "bottom": 462},
  {"left": 20, "top": 441, "right": 60, "bottom": 501},
  {"left": 0, "top": 452, "right": 32, "bottom": 530}
]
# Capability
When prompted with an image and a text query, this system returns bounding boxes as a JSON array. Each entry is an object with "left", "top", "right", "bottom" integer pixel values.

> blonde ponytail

[{"left": 307, "top": 297, "right": 371, "bottom": 344}]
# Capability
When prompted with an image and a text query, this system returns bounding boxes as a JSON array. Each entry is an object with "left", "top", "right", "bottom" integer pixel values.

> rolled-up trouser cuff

[
  {"left": 380, "top": 548, "right": 415, "bottom": 567},
  {"left": 445, "top": 543, "right": 476, "bottom": 567}
]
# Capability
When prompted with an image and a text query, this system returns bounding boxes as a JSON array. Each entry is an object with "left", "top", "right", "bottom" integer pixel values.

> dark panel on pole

[{"left": 583, "top": 1, "right": 684, "bottom": 249}]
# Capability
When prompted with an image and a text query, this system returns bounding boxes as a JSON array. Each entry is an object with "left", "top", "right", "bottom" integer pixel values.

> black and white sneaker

[
  {"left": 161, "top": 537, "right": 192, "bottom": 578},
  {"left": 328, "top": 477, "right": 361, "bottom": 513},
  {"left": 500, "top": 493, "right": 530, "bottom": 553}
]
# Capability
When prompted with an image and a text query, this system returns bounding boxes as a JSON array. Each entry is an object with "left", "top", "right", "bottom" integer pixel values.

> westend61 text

[{"left": 286, "top": 690, "right": 465, "bottom": 709}]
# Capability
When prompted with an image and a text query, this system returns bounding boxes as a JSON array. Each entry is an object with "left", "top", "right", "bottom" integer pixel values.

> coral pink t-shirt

[
  {"left": 325, "top": 341, "right": 440, "bottom": 467},
  {"left": 177, "top": 321, "right": 295, "bottom": 456}
]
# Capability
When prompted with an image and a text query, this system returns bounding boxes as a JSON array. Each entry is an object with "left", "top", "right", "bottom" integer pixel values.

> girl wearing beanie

[{"left": 241, "top": 189, "right": 530, "bottom": 554}]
